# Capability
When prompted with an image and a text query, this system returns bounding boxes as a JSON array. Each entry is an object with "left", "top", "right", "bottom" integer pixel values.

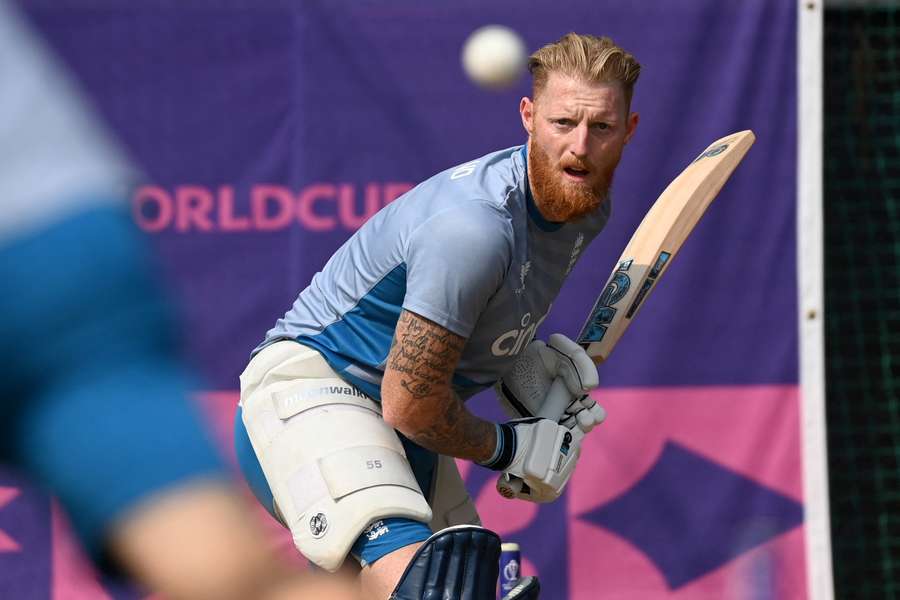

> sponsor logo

[
  {"left": 450, "top": 160, "right": 480, "bottom": 180},
  {"left": 363, "top": 520, "right": 390, "bottom": 541},
  {"left": 693, "top": 143, "right": 729, "bottom": 163},
  {"left": 309, "top": 513, "right": 328, "bottom": 538},
  {"left": 564, "top": 233, "right": 585, "bottom": 275},
  {"left": 491, "top": 311, "right": 549, "bottom": 357},
  {"left": 625, "top": 252, "right": 671, "bottom": 318},
  {"left": 579, "top": 252, "right": 670, "bottom": 346},
  {"left": 278, "top": 384, "right": 368, "bottom": 413},
  {"left": 502, "top": 559, "right": 520, "bottom": 582},
  {"left": 514, "top": 261, "right": 531, "bottom": 296},
  {"left": 579, "top": 259, "right": 633, "bottom": 344},
  {"left": 555, "top": 431, "right": 574, "bottom": 472}
]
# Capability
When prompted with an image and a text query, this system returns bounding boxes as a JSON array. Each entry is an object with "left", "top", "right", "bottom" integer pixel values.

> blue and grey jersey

[{"left": 259, "top": 146, "right": 610, "bottom": 400}]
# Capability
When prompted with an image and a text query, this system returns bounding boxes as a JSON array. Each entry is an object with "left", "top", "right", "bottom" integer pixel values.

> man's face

[{"left": 520, "top": 73, "right": 639, "bottom": 222}]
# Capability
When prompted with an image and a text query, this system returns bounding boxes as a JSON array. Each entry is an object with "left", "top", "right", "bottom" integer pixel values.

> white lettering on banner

[
  {"left": 490, "top": 312, "right": 549, "bottom": 357},
  {"left": 132, "top": 182, "right": 414, "bottom": 233}
]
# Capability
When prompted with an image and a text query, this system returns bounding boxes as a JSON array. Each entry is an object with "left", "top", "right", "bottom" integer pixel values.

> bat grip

[
  {"left": 496, "top": 377, "right": 571, "bottom": 498},
  {"left": 537, "top": 377, "right": 571, "bottom": 420}
]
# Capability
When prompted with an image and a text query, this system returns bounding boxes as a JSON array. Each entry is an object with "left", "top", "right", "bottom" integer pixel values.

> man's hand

[
  {"left": 478, "top": 418, "right": 583, "bottom": 503},
  {"left": 496, "top": 333, "right": 606, "bottom": 433}
]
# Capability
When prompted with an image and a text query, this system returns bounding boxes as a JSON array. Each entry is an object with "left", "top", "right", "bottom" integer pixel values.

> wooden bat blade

[{"left": 578, "top": 130, "right": 755, "bottom": 362}]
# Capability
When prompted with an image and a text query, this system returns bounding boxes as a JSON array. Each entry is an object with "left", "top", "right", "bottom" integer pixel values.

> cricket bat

[
  {"left": 498, "top": 130, "right": 755, "bottom": 497},
  {"left": 540, "top": 129, "right": 755, "bottom": 417}
]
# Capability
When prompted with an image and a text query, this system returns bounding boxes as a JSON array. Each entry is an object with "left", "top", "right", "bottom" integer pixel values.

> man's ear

[
  {"left": 624, "top": 111, "right": 639, "bottom": 144},
  {"left": 520, "top": 97, "right": 534, "bottom": 135}
]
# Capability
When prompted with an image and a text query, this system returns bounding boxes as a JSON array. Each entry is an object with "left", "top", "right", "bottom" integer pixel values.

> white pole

[{"left": 798, "top": 1, "right": 834, "bottom": 599}]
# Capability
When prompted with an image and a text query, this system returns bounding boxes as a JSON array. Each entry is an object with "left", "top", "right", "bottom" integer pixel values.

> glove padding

[
  {"left": 496, "top": 333, "right": 605, "bottom": 433},
  {"left": 480, "top": 417, "right": 583, "bottom": 503},
  {"left": 560, "top": 396, "right": 606, "bottom": 434}
]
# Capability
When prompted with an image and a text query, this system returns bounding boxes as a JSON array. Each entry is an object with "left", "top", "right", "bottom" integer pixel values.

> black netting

[{"left": 825, "top": 4, "right": 900, "bottom": 597}]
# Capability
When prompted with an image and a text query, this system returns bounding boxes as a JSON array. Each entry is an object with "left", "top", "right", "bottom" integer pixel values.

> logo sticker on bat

[
  {"left": 625, "top": 252, "right": 672, "bottom": 319},
  {"left": 579, "top": 259, "right": 633, "bottom": 343},
  {"left": 693, "top": 143, "right": 729, "bottom": 163}
]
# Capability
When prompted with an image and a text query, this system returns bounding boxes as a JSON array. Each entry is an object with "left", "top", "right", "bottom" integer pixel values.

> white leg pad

[{"left": 240, "top": 343, "right": 432, "bottom": 572}]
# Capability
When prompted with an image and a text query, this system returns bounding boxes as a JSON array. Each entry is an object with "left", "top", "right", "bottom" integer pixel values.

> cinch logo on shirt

[{"left": 490, "top": 312, "right": 548, "bottom": 357}]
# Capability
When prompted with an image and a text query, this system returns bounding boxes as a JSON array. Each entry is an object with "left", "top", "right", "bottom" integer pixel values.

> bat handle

[
  {"left": 496, "top": 377, "right": 571, "bottom": 498},
  {"left": 537, "top": 377, "right": 571, "bottom": 420}
]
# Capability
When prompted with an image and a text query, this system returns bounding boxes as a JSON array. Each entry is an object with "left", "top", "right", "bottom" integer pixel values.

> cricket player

[
  {"left": 236, "top": 33, "right": 640, "bottom": 599},
  {"left": 0, "top": 3, "right": 357, "bottom": 599}
]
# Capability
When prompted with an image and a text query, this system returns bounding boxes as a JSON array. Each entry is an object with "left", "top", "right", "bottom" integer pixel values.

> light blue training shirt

[{"left": 257, "top": 145, "right": 611, "bottom": 400}]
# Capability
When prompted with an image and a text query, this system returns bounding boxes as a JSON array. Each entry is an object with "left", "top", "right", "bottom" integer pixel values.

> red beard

[{"left": 528, "top": 139, "right": 616, "bottom": 222}]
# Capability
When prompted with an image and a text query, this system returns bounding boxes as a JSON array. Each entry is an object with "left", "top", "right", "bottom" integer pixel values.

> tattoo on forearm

[
  {"left": 385, "top": 311, "right": 495, "bottom": 462},
  {"left": 389, "top": 311, "right": 464, "bottom": 399},
  {"left": 409, "top": 388, "right": 494, "bottom": 461}
]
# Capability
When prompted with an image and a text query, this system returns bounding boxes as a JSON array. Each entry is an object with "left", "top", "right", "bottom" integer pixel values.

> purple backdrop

[
  {"left": 23, "top": 0, "right": 797, "bottom": 390},
  {"left": 4, "top": 2, "right": 805, "bottom": 598}
]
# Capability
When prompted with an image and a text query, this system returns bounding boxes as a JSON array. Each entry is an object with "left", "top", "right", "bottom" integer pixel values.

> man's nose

[{"left": 568, "top": 123, "right": 590, "bottom": 158}]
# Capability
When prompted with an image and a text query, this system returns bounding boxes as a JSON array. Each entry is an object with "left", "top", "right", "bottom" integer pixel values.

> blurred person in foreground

[
  {"left": 235, "top": 32, "right": 640, "bottom": 599},
  {"left": 0, "top": 2, "right": 356, "bottom": 599}
]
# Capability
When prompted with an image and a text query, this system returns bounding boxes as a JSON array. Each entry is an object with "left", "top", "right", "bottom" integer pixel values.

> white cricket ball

[{"left": 461, "top": 25, "right": 527, "bottom": 91}]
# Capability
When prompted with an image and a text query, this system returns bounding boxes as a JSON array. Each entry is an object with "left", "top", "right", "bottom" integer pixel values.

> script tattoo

[
  {"left": 389, "top": 311, "right": 465, "bottom": 399},
  {"left": 385, "top": 310, "right": 495, "bottom": 463}
]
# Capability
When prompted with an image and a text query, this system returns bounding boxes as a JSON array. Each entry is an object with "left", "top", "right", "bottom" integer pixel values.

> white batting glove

[
  {"left": 560, "top": 396, "right": 607, "bottom": 434},
  {"left": 496, "top": 333, "right": 605, "bottom": 433},
  {"left": 479, "top": 417, "right": 584, "bottom": 503}
]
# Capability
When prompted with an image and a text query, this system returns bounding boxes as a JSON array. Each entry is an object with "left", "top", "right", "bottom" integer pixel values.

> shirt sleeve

[{"left": 402, "top": 202, "right": 512, "bottom": 338}]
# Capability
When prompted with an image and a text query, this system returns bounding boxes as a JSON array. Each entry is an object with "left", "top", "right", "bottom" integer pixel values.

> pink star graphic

[{"left": 0, "top": 486, "right": 22, "bottom": 552}]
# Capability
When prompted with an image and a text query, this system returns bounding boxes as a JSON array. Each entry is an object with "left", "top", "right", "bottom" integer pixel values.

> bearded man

[{"left": 236, "top": 33, "right": 640, "bottom": 600}]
